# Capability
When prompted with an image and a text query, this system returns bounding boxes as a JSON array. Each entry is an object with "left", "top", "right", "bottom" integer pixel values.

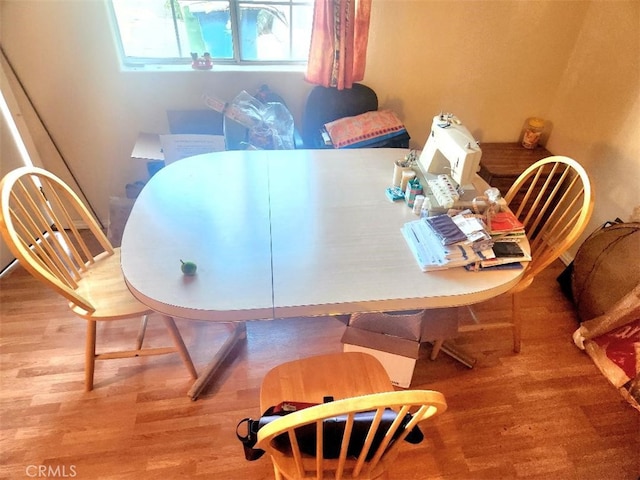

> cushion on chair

[
  {"left": 270, "top": 408, "right": 422, "bottom": 460},
  {"left": 323, "top": 110, "right": 409, "bottom": 149}
]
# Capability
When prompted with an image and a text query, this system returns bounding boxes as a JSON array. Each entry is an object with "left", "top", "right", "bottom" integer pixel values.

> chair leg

[
  {"left": 85, "top": 320, "right": 97, "bottom": 391},
  {"left": 135, "top": 315, "right": 149, "bottom": 350},
  {"left": 161, "top": 315, "right": 198, "bottom": 379},
  {"left": 512, "top": 293, "right": 522, "bottom": 353}
]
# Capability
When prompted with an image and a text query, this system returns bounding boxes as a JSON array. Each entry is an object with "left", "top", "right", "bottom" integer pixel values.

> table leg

[
  {"left": 438, "top": 340, "right": 476, "bottom": 368},
  {"left": 188, "top": 321, "right": 247, "bottom": 400}
]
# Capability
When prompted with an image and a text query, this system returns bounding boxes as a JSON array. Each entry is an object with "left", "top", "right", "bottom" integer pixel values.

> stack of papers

[
  {"left": 402, "top": 213, "right": 495, "bottom": 272},
  {"left": 450, "top": 213, "right": 494, "bottom": 251}
]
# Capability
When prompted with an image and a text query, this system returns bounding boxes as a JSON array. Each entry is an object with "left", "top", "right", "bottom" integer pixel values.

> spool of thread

[
  {"left": 400, "top": 170, "right": 416, "bottom": 191},
  {"left": 393, "top": 163, "right": 413, "bottom": 187},
  {"left": 392, "top": 163, "right": 403, "bottom": 187}
]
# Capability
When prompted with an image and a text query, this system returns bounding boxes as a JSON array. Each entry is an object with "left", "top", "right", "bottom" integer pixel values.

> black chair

[{"left": 301, "top": 83, "right": 409, "bottom": 149}]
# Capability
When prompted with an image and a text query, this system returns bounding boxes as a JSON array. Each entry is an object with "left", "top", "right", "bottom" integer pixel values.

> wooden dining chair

[
  {"left": 0, "top": 166, "right": 198, "bottom": 391},
  {"left": 256, "top": 352, "right": 447, "bottom": 479},
  {"left": 454, "top": 155, "right": 594, "bottom": 353}
]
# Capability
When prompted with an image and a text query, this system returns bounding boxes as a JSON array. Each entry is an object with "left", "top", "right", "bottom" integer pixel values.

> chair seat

[
  {"left": 73, "top": 248, "right": 152, "bottom": 320},
  {"left": 260, "top": 352, "right": 393, "bottom": 411}
]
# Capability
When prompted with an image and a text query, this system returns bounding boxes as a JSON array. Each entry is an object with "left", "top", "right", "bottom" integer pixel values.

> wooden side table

[{"left": 478, "top": 142, "right": 553, "bottom": 195}]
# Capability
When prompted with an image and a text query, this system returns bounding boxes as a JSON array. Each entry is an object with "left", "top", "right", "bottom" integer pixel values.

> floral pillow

[{"left": 324, "top": 110, "right": 408, "bottom": 148}]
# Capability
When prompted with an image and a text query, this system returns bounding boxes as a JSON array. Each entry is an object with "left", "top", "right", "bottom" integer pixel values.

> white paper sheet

[{"left": 159, "top": 134, "right": 226, "bottom": 164}]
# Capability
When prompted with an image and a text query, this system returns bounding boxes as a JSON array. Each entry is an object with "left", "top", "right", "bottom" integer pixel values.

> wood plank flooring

[{"left": 1, "top": 260, "right": 638, "bottom": 479}]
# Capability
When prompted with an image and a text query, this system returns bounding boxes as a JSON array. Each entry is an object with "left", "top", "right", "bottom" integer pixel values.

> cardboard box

[
  {"left": 420, "top": 309, "right": 458, "bottom": 341},
  {"left": 341, "top": 327, "right": 420, "bottom": 388},
  {"left": 130, "top": 132, "right": 165, "bottom": 179},
  {"left": 341, "top": 309, "right": 459, "bottom": 388},
  {"left": 349, "top": 310, "right": 423, "bottom": 341},
  {"left": 131, "top": 132, "right": 164, "bottom": 162}
]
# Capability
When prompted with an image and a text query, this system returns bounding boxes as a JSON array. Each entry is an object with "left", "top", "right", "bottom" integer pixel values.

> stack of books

[{"left": 402, "top": 212, "right": 495, "bottom": 272}]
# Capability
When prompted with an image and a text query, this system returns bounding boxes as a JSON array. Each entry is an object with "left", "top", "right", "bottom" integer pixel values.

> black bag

[
  {"left": 236, "top": 401, "right": 318, "bottom": 461},
  {"left": 236, "top": 398, "right": 423, "bottom": 461}
]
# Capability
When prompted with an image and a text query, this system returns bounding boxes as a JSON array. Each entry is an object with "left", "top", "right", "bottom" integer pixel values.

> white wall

[
  {"left": 1, "top": 0, "right": 638, "bottom": 259},
  {"left": 545, "top": 1, "right": 640, "bottom": 249},
  {"left": 0, "top": 90, "right": 28, "bottom": 270}
]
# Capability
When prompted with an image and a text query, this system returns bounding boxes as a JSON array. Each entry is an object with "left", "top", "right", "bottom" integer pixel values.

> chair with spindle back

[
  {"left": 454, "top": 155, "right": 594, "bottom": 353},
  {"left": 0, "top": 166, "right": 198, "bottom": 391},
  {"left": 256, "top": 352, "right": 447, "bottom": 479}
]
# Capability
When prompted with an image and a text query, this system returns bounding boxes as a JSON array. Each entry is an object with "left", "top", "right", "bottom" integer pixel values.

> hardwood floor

[{"left": 1, "top": 260, "right": 638, "bottom": 479}]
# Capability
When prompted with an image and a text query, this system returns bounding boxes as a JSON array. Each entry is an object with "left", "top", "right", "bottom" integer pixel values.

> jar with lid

[{"left": 521, "top": 117, "right": 545, "bottom": 149}]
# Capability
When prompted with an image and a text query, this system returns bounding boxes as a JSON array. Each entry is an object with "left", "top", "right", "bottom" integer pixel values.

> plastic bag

[{"left": 226, "top": 91, "right": 294, "bottom": 150}]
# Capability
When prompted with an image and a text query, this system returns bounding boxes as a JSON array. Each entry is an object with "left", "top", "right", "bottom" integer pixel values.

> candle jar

[{"left": 521, "top": 117, "right": 545, "bottom": 149}]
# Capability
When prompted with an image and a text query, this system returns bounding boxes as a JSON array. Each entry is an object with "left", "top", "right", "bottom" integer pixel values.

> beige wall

[{"left": 1, "top": 0, "right": 638, "bottom": 259}]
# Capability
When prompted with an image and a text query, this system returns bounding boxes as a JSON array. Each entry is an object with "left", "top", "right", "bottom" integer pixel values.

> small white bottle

[{"left": 412, "top": 195, "right": 425, "bottom": 215}]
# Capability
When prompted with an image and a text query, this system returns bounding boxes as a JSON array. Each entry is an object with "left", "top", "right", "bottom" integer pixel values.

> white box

[
  {"left": 341, "top": 327, "right": 420, "bottom": 388},
  {"left": 131, "top": 132, "right": 164, "bottom": 162},
  {"left": 340, "top": 309, "right": 459, "bottom": 388}
]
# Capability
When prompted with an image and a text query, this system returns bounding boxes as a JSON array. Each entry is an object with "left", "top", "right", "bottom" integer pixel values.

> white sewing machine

[{"left": 417, "top": 113, "right": 483, "bottom": 213}]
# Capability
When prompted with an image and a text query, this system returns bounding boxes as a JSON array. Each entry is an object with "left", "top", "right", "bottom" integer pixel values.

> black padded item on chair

[{"left": 301, "top": 83, "right": 379, "bottom": 149}]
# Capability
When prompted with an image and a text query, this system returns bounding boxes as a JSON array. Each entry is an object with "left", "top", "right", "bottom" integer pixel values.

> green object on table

[{"left": 180, "top": 260, "right": 197, "bottom": 276}]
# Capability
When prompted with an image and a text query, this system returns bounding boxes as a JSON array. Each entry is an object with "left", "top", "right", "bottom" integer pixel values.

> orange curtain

[{"left": 305, "top": 0, "right": 372, "bottom": 90}]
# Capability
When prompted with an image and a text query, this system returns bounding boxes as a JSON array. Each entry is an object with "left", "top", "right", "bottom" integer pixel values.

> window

[{"left": 109, "top": 0, "right": 313, "bottom": 67}]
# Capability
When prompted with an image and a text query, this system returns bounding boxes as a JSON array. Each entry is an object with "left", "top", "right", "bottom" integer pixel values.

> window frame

[{"left": 108, "top": 0, "right": 313, "bottom": 69}]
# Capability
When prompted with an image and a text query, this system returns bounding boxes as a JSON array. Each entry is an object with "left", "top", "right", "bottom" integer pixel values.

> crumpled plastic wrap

[{"left": 226, "top": 91, "right": 295, "bottom": 150}]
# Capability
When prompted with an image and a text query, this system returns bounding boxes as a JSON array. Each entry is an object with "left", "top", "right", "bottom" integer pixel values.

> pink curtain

[{"left": 305, "top": 0, "right": 372, "bottom": 90}]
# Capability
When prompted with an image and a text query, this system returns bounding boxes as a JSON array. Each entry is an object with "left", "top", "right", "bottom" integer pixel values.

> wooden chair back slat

[
  {"left": 10, "top": 180, "right": 81, "bottom": 287},
  {"left": 519, "top": 163, "right": 557, "bottom": 229},
  {"left": 39, "top": 180, "right": 95, "bottom": 273},
  {"left": 16, "top": 176, "right": 87, "bottom": 283},
  {"left": 523, "top": 163, "right": 570, "bottom": 236},
  {"left": 287, "top": 426, "right": 305, "bottom": 478},
  {"left": 335, "top": 413, "right": 354, "bottom": 478},
  {"left": 360, "top": 404, "right": 410, "bottom": 477},
  {"left": 352, "top": 406, "right": 385, "bottom": 477}
]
